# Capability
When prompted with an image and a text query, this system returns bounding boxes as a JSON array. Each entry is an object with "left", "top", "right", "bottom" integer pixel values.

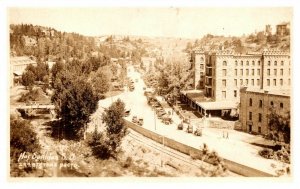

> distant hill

[{"left": 186, "top": 24, "right": 290, "bottom": 54}]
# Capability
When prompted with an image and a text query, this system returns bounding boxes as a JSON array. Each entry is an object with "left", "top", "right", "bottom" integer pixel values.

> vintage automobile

[
  {"left": 124, "top": 110, "right": 130, "bottom": 117},
  {"left": 162, "top": 116, "right": 173, "bottom": 125},
  {"left": 132, "top": 116, "right": 138, "bottom": 123},
  {"left": 177, "top": 122, "right": 183, "bottom": 130},
  {"left": 194, "top": 127, "right": 202, "bottom": 136},
  {"left": 186, "top": 124, "right": 193, "bottom": 133},
  {"left": 137, "top": 118, "right": 143, "bottom": 126}
]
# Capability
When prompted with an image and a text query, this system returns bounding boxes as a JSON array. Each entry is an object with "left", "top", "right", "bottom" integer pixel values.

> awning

[{"left": 196, "top": 101, "right": 238, "bottom": 110}]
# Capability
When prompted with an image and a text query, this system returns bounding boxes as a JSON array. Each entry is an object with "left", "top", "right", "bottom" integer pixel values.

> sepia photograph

[{"left": 7, "top": 5, "right": 294, "bottom": 180}]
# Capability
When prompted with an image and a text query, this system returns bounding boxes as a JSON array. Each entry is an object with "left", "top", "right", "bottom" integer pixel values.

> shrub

[
  {"left": 18, "top": 89, "right": 40, "bottom": 103},
  {"left": 10, "top": 115, "right": 40, "bottom": 161},
  {"left": 10, "top": 115, "right": 40, "bottom": 176},
  {"left": 259, "top": 148, "right": 274, "bottom": 159}
]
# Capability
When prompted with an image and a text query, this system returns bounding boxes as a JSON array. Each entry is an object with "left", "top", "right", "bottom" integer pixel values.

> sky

[{"left": 8, "top": 7, "right": 292, "bottom": 38}]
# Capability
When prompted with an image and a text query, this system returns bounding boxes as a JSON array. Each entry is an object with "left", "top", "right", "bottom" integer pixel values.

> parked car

[
  {"left": 194, "top": 127, "right": 202, "bottom": 136},
  {"left": 124, "top": 110, "right": 130, "bottom": 117},
  {"left": 162, "top": 116, "right": 173, "bottom": 125},
  {"left": 129, "top": 86, "right": 135, "bottom": 91},
  {"left": 186, "top": 124, "right": 193, "bottom": 133},
  {"left": 157, "top": 111, "right": 166, "bottom": 119},
  {"left": 132, "top": 116, "right": 138, "bottom": 123},
  {"left": 177, "top": 122, "right": 183, "bottom": 130},
  {"left": 138, "top": 118, "right": 143, "bottom": 126}
]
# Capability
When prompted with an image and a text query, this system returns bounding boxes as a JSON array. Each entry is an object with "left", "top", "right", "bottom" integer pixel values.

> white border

[{"left": 1, "top": 0, "right": 299, "bottom": 189}]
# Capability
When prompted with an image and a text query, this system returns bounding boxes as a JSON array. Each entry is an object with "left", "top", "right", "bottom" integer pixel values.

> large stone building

[
  {"left": 191, "top": 49, "right": 290, "bottom": 102},
  {"left": 10, "top": 56, "right": 37, "bottom": 87},
  {"left": 239, "top": 87, "right": 290, "bottom": 135},
  {"left": 186, "top": 49, "right": 290, "bottom": 118}
]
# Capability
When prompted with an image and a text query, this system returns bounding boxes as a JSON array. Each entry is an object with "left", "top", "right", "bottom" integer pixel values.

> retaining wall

[{"left": 124, "top": 119, "right": 274, "bottom": 177}]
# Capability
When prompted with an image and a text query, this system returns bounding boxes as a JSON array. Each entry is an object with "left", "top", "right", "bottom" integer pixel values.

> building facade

[
  {"left": 197, "top": 50, "right": 291, "bottom": 102},
  {"left": 239, "top": 87, "right": 290, "bottom": 135},
  {"left": 10, "top": 56, "right": 37, "bottom": 87},
  {"left": 190, "top": 48, "right": 206, "bottom": 89}
]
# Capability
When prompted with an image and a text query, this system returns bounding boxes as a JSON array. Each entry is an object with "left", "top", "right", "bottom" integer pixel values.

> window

[
  {"left": 268, "top": 61, "right": 271, "bottom": 66},
  {"left": 274, "top": 69, "right": 277, "bottom": 76},
  {"left": 259, "top": 100, "right": 263, "bottom": 108},
  {"left": 246, "top": 69, "right": 249, "bottom": 76},
  {"left": 280, "top": 69, "right": 283, "bottom": 75},
  {"left": 280, "top": 79, "right": 283, "bottom": 86},
  {"left": 274, "top": 61, "right": 277, "bottom": 66},
  {"left": 288, "top": 79, "right": 291, "bottom": 85},
  {"left": 280, "top": 103, "right": 283, "bottom": 108},
  {"left": 200, "top": 72, "right": 204, "bottom": 76},
  {"left": 281, "top": 61, "right": 284, "bottom": 66},
  {"left": 240, "top": 69, "right": 243, "bottom": 76},
  {"left": 267, "top": 69, "right": 270, "bottom": 76},
  {"left": 235, "top": 60, "right": 238, "bottom": 66},
  {"left": 235, "top": 69, "right": 238, "bottom": 76},
  {"left": 222, "top": 69, "right": 227, "bottom": 76},
  {"left": 257, "top": 69, "right": 260, "bottom": 76},
  {"left": 251, "top": 79, "right": 254, "bottom": 86},
  {"left": 258, "top": 113, "right": 262, "bottom": 122},
  {"left": 258, "top": 127, "right": 261, "bottom": 133},
  {"left": 270, "top": 101, "right": 274, "bottom": 106},
  {"left": 252, "top": 61, "right": 255, "bottom": 66},
  {"left": 249, "top": 98, "right": 252, "bottom": 106},
  {"left": 249, "top": 112, "right": 252, "bottom": 120},
  {"left": 234, "top": 79, "right": 237, "bottom": 86},
  {"left": 241, "top": 61, "right": 243, "bottom": 66},
  {"left": 222, "top": 79, "right": 227, "bottom": 87},
  {"left": 257, "top": 79, "right": 260, "bottom": 86},
  {"left": 258, "top": 61, "right": 261, "bottom": 66},
  {"left": 240, "top": 79, "right": 243, "bottom": 85},
  {"left": 289, "top": 68, "right": 291, "bottom": 75},
  {"left": 246, "top": 79, "right": 249, "bottom": 85},
  {"left": 200, "top": 64, "right": 204, "bottom": 69},
  {"left": 273, "top": 79, "right": 276, "bottom": 86},
  {"left": 252, "top": 69, "right": 254, "bottom": 76},
  {"left": 222, "top": 91, "right": 226, "bottom": 99},
  {"left": 246, "top": 61, "right": 249, "bottom": 66},
  {"left": 223, "top": 61, "right": 227, "bottom": 66},
  {"left": 234, "top": 90, "right": 237, "bottom": 97},
  {"left": 267, "top": 79, "right": 270, "bottom": 86}
]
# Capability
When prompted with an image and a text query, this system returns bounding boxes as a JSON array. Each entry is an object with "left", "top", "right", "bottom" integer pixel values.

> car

[
  {"left": 124, "top": 110, "right": 130, "bottom": 117},
  {"left": 186, "top": 124, "right": 193, "bottom": 133},
  {"left": 194, "top": 128, "right": 202, "bottom": 136},
  {"left": 137, "top": 118, "right": 143, "bottom": 126},
  {"left": 177, "top": 122, "right": 183, "bottom": 130},
  {"left": 162, "top": 116, "right": 172, "bottom": 125},
  {"left": 157, "top": 112, "right": 166, "bottom": 119},
  {"left": 132, "top": 116, "right": 138, "bottom": 123}
]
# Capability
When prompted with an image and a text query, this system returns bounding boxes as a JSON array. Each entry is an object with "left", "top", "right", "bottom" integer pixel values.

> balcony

[
  {"left": 206, "top": 63, "right": 213, "bottom": 68},
  {"left": 205, "top": 80, "right": 212, "bottom": 86},
  {"left": 206, "top": 72, "right": 212, "bottom": 77}
]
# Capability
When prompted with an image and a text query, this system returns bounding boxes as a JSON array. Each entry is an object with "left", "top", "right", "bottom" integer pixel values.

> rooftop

[
  {"left": 10, "top": 56, "right": 37, "bottom": 65},
  {"left": 242, "top": 87, "right": 290, "bottom": 97},
  {"left": 196, "top": 100, "right": 239, "bottom": 110}
]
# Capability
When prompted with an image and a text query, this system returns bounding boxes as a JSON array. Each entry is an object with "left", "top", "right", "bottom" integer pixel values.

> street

[{"left": 89, "top": 65, "right": 288, "bottom": 176}]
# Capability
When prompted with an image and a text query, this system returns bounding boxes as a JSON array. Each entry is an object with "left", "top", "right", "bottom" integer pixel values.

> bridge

[
  {"left": 17, "top": 104, "right": 55, "bottom": 110},
  {"left": 16, "top": 103, "right": 55, "bottom": 117}
]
